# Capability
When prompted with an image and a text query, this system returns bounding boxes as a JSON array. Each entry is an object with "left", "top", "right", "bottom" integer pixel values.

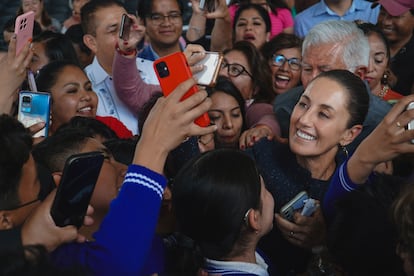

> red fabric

[
  {"left": 383, "top": 89, "right": 404, "bottom": 104},
  {"left": 96, "top": 116, "right": 134, "bottom": 139}
]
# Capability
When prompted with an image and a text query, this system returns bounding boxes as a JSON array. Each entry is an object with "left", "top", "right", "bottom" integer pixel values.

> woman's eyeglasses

[
  {"left": 220, "top": 61, "right": 253, "bottom": 78},
  {"left": 271, "top": 55, "right": 301, "bottom": 71}
]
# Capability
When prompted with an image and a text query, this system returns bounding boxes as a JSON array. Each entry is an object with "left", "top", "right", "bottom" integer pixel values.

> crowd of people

[{"left": 1, "top": 0, "right": 414, "bottom": 275}]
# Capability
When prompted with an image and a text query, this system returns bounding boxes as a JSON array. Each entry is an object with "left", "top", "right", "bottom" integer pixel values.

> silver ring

[
  {"left": 289, "top": 231, "right": 294, "bottom": 238},
  {"left": 396, "top": 121, "right": 402, "bottom": 128}
]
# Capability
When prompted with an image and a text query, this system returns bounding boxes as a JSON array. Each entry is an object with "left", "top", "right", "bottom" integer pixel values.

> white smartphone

[
  {"left": 280, "top": 191, "right": 309, "bottom": 222},
  {"left": 194, "top": 51, "right": 223, "bottom": 87},
  {"left": 199, "top": 0, "right": 206, "bottom": 10}
]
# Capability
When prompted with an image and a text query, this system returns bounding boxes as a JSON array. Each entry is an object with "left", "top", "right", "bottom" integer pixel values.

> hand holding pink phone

[{"left": 14, "top": 11, "right": 35, "bottom": 56}]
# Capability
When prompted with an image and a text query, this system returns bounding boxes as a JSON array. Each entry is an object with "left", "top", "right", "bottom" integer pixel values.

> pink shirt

[{"left": 229, "top": 5, "right": 294, "bottom": 38}]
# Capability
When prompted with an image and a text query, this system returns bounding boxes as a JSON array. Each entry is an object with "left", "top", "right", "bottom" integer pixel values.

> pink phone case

[{"left": 14, "top": 11, "right": 35, "bottom": 56}]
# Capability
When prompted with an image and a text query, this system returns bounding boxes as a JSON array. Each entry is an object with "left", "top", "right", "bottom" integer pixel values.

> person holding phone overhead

[
  {"left": 81, "top": 0, "right": 141, "bottom": 135},
  {"left": 49, "top": 77, "right": 216, "bottom": 274}
]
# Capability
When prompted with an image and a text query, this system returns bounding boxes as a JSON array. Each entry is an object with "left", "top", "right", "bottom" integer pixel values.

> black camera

[{"left": 155, "top": 61, "right": 170, "bottom": 78}]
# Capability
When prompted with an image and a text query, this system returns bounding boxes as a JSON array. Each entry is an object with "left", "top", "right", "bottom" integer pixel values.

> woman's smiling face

[
  {"left": 289, "top": 76, "right": 352, "bottom": 158},
  {"left": 50, "top": 65, "right": 98, "bottom": 131}
]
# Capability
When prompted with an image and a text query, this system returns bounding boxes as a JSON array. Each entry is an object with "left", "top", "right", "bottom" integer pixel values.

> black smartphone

[
  {"left": 119, "top": 14, "right": 132, "bottom": 40},
  {"left": 50, "top": 151, "right": 104, "bottom": 228}
]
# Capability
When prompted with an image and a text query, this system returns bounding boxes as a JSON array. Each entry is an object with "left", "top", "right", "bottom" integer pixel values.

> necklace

[{"left": 378, "top": 85, "right": 389, "bottom": 99}]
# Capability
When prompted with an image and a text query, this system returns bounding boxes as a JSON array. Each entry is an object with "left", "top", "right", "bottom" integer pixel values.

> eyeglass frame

[
  {"left": 220, "top": 61, "right": 253, "bottom": 78},
  {"left": 271, "top": 54, "right": 301, "bottom": 71},
  {"left": 147, "top": 12, "right": 183, "bottom": 25},
  {"left": 1, "top": 198, "right": 40, "bottom": 211}
]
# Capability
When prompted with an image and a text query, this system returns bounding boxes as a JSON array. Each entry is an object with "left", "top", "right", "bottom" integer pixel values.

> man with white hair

[{"left": 274, "top": 20, "right": 391, "bottom": 154}]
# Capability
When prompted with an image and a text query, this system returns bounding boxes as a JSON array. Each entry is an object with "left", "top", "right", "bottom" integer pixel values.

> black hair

[
  {"left": 137, "top": 0, "right": 184, "bottom": 25},
  {"left": 58, "top": 116, "right": 118, "bottom": 141},
  {"left": 310, "top": 70, "right": 370, "bottom": 128},
  {"left": 327, "top": 173, "right": 406, "bottom": 275},
  {"left": 32, "top": 31, "right": 80, "bottom": 66},
  {"left": 173, "top": 149, "right": 261, "bottom": 260},
  {"left": 356, "top": 22, "right": 390, "bottom": 59},
  {"left": 234, "top": 4, "right": 271, "bottom": 34},
  {"left": 392, "top": 181, "right": 414, "bottom": 268},
  {"left": 261, "top": 33, "right": 303, "bottom": 61},
  {"left": 64, "top": 24, "right": 92, "bottom": 57},
  {"left": 36, "top": 60, "right": 81, "bottom": 93},
  {"left": 32, "top": 127, "right": 94, "bottom": 173},
  {"left": 229, "top": 0, "right": 289, "bottom": 15},
  {"left": 207, "top": 76, "right": 248, "bottom": 133},
  {"left": 103, "top": 138, "right": 138, "bottom": 165},
  {"left": 81, "top": 0, "right": 125, "bottom": 35},
  {"left": 0, "top": 115, "right": 33, "bottom": 210},
  {"left": 3, "top": 17, "right": 16, "bottom": 33},
  {"left": 224, "top": 40, "right": 275, "bottom": 103}
]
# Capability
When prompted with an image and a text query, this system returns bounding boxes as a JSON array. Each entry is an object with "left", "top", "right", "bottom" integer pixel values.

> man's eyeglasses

[
  {"left": 271, "top": 55, "right": 301, "bottom": 71},
  {"left": 148, "top": 12, "right": 182, "bottom": 25},
  {"left": 2, "top": 198, "right": 39, "bottom": 211},
  {"left": 220, "top": 61, "right": 253, "bottom": 78}
]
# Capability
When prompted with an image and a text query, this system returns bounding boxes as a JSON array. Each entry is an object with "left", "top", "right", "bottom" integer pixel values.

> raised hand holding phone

[
  {"left": 153, "top": 52, "right": 211, "bottom": 127},
  {"left": 14, "top": 11, "right": 35, "bottom": 56},
  {"left": 50, "top": 152, "right": 104, "bottom": 228},
  {"left": 117, "top": 14, "right": 145, "bottom": 56},
  {"left": 17, "top": 91, "right": 51, "bottom": 137}
]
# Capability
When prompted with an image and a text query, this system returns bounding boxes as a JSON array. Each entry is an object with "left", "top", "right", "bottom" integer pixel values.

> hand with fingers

[
  {"left": 0, "top": 35, "right": 33, "bottom": 114},
  {"left": 275, "top": 203, "right": 326, "bottom": 249},
  {"left": 116, "top": 14, "right": 145, "bottom": 57},
  {"left": 183, "top": 44, "right": 207, "bottom": 75},
  {"left": 135, "top": 77, "right": 216, "bottom": 173},
  {"left": 239, "top": 125, "right": 274, "bottom": 149},
  {"left": 347, "top": 94, "right": 414, "bottom": 184},
  {"left": 21, "top": 189, "right": 94, "bottom": 252}
]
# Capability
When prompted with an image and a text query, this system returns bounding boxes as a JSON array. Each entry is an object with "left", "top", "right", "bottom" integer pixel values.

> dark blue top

[{"left": 247, "top": 138, "right": 332, "bottom": 275}]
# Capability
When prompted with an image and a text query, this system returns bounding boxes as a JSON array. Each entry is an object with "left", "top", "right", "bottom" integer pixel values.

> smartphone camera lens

[
  {"left": 156, "top": 61, "right": 170, "bottom": 78},
  {"left": 22, "top": 95, "right": 32, "bottom": 103}
]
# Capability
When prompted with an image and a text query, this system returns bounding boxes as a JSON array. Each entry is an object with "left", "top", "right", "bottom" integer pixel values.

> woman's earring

[
  {"left": 381, "top": 71, "right": 389, "bottom": 85},
  {"left": 341, "top": 145, "right": 349, "bottom": 159}
]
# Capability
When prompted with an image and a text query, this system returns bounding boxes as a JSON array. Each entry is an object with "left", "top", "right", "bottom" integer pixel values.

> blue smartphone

[{"left": 17, "top": 91, "right": 51, "bottom": 137}]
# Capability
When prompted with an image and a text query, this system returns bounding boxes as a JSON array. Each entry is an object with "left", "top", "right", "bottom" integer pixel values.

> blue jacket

[{"left": 51, "top": 164, "right": 167, "bottom": 275}]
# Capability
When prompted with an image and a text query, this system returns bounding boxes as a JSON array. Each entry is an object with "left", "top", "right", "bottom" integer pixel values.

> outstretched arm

[
  {"left": 0, "top": 36, "right": 33, "bottom": 114},
  {"left": 347, "top": 95, "right": 414, "bottom": 184},
  {"left": 52, "top": 78, "right": 216, "bottom": 274}
]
